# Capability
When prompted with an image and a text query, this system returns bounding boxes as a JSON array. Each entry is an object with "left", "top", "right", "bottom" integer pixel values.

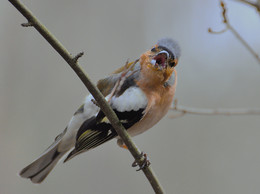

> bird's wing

[
  {"left": 59, "top": 62, "right": 141, "bottom": 153},
  {"left": 64, "top": 70, "right": 148, "bottom": 162},
  {"left": 97, "top": 61, "right": 140, "bottom": 96}
]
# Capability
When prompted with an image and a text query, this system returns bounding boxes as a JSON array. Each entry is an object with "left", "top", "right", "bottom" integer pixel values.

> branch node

[
  {"left": 21, "top": 22, "right": 33, "bottom": 27},
  {"left": 72, "top": 52, "right": 84, "bottom": 63}
]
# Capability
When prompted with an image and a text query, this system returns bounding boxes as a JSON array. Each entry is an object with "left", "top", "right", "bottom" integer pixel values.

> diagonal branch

[{"left": 8, "top": 0, "right": 164, "bottom": 193}]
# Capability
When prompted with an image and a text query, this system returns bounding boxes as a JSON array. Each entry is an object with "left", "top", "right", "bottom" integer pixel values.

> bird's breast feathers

[{"left": 110, "top": 86, "right": 147, "bottom": 112}]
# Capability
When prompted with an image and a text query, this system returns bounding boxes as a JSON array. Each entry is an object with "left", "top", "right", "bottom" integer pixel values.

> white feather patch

[
  {"left": 59, "top": 94, "right": 100, "bottom": 151},
  {"left": 110, "top": 87, "right": 147, "bottom": 112},
  {"left": 83, "top": 94, "right": 100, "bottom": 117}
]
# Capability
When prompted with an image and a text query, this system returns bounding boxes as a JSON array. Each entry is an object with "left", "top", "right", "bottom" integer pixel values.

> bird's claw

[{"left": 132, "top": 152, "right": 151, "bottom": 171}]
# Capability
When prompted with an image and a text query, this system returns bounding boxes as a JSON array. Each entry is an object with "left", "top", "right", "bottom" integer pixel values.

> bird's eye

[
  {"left": 169, "top": 59, "right": 177, "bottom": 67},
  {"left": 151, "top": 47, "right": 157, "bottom": 52}
]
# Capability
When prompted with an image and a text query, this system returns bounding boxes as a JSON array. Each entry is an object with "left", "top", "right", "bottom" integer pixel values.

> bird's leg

[
  {"left": 132, "top": 152, "right": 151, "bottom": 171},
  {"left": 117, "top": 139, "right": 151, "bottom": 171},
  {"left": 117, "top": 139, "right": 128, "bottom": 149}
]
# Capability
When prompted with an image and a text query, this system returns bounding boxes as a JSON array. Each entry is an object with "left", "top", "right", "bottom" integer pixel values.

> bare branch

[
  {"left": 208, "top": 1, "right": 260, "bottom": 64},
  {"left": 170, "top": 99, "right": 260, "bottom": 117},
  {"left": 234, "top": 0, "right": 260, "bottom": 12},
  {"left": 8, "top": 0, "right": 164, "bottom": 193}
]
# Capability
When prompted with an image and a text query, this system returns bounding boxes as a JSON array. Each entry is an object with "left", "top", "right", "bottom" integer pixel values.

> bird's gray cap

[{"left": 157, "top": 38, "right": 181, "bottom": 60}]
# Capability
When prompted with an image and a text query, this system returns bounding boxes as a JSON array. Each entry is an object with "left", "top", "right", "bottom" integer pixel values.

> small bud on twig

[
  {"left": 21, "top": 22, "right": 33, "bottom": 27},
  {"left": 72, "top": 52, "right": 84, "bottom": 63}
]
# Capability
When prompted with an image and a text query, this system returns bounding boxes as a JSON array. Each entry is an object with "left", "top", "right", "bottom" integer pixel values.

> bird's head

[{"left": 139, "top": 38, "right": 181, "bottom": 84}]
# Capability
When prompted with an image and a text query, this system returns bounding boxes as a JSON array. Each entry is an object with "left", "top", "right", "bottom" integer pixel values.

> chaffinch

[{"left": 20, "top": 38, "right": 181, "bottom": 183}]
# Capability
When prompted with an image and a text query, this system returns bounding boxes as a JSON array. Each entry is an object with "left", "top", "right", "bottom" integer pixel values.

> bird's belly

[{"left": 126, "top": 104, "right": 170, "bottom": 137}]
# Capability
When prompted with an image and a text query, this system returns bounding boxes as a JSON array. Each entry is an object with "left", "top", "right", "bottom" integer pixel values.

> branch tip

[
  {"left": 72, "top": 52, "right": 84, "bottom": 63},
  {"left": 208, "top": 27, "right": 228, "bottom": 34},
  {"left": 21, "top": 22, "right": 33, "bottom": 27}
]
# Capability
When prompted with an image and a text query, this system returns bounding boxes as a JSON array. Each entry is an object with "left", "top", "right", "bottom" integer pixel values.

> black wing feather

[{"left": 64, "top": 108, "right": 144, "bottom": 162}]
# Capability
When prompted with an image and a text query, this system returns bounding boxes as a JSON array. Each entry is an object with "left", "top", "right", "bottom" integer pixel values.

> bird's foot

[{"left": 132, "top": 152, "right": 151, "bottom": 171}]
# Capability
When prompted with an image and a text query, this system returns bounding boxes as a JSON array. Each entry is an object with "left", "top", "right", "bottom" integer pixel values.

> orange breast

[
  {"left": 127, "top": 65, "right": 177, "bottom": 137},
  {"left": 126, "top": 83, "right": 176, "bottom": 137}
]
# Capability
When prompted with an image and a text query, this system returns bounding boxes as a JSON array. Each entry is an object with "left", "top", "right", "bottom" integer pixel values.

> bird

[{"left": 19, "top": 37, "right": 181, "bottom": 183}]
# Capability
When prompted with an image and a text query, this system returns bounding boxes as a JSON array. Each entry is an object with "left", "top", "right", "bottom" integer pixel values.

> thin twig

[
  {"left": 170, "top": 99, "right": 260, "bottom": 117},
  {"left": 8, "top": 0, "right": 164, "bottom": 193},
  {"left": 234, "top": 0, "right": 260, "bottom": 12},
  {"left": 21, "top": 22, "right": 33, "bottom": 27},
  {"left": 208, "top": 1, "right": 260, "bottom": 64},
  {"left": 72, "top": 52, "right": 84, "bottom": 63}
]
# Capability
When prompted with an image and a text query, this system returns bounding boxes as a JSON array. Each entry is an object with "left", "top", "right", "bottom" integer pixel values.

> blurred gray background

[{"left": 1, "top": 0, "right": 260, "bottom": 193}]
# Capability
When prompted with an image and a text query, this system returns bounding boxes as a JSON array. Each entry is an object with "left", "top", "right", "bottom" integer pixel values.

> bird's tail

[{"left": 19, "top": 132, "right": 68, "bottom": 183}]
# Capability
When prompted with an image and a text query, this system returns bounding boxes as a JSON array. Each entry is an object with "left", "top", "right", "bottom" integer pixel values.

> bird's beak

[{"left": 150, "top": 50, "right": 170, "bottom": 70}]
